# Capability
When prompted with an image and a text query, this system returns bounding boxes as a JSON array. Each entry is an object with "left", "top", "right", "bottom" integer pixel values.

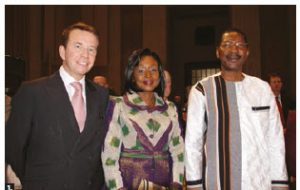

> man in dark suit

[
  {"left": 6, "top": 22, "right": 109, "bottom": 190},
  {"left": 268, "top": 73, "right": 290, "bottom": 129}
]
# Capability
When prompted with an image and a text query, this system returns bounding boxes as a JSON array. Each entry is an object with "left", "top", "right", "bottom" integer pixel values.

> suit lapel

[
  {"left": 44, "top": 72, "right": 80, "bottom": 153},
  {"left": 76, "top": 80, "right": 107, "bottom": 151},
  {"left": 45, "top": 72, "right": 79, "bottom": 131},
  {"left": 45, "top": 73, "right": 107, "bottom": 153},
  {"left": 82, "top": 80, "right": 98, "bottom": 133}
]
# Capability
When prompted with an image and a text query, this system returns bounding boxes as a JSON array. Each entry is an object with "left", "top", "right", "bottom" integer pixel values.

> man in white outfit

[{"left": 185, "top": 28, "right": 288, "bottom": 190}]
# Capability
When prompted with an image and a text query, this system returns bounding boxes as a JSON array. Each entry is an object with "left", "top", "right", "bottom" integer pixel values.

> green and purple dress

[{"left": 102, "top": 92, "right": 184, "bottom": 190}]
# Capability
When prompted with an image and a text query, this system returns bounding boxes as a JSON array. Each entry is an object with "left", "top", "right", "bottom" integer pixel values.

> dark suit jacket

[
  {"left": 281, "top": 94, "right": 291, "bottom": 124},
  {"left": 6, "top": 72, "right": 109, "bottom": 190},
  {"left": 285, "top": 110, "right": 296, "bottom": 177}
]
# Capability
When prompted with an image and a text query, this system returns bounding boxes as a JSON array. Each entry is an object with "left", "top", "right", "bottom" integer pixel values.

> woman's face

[{"left": 132, "top": 55, "right": 160, "bottom": 93}]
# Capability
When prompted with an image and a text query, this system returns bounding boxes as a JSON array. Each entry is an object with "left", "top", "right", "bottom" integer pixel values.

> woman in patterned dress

[{"left": 102, "top": 48, "right": 184, "bottom": 190}]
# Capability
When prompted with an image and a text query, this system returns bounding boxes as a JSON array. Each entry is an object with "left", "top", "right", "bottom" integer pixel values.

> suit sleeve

[
  {"left": 5, "top": 83, "right": 35, "bottom": 181},
  {"left": 184, "top": 83, "right": 207, "bottom": 189}
]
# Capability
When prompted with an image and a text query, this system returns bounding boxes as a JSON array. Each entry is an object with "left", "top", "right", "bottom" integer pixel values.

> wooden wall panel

[
  {"left": 230, "top": 5, "right": 261, "bottom": 78},
  {"left": 28, "top": 6, "right": 43, "bottom": 79},
  {"left": 143, "top": 6, "right": 167, "bottom": 66},
  {"left": 5, "top": 5, "right": 29, "bottom": 76},
  {"left": 5, "top": 5, "right": 296, "bottom": 101},
  {"left": 94, "top": 6, "right": 108, "bottom": 67},
  {"left": 108, "top": 6, "right": 121, "bottom": 94},
  {"left": 260, "top": 5, "right": 295, "bottom": 101},
  {"left": 43, "top": 6, "right": 57, "bottom": 75},
  {"left": 120, "top": 6, "right": 143, "bottom": 85}
]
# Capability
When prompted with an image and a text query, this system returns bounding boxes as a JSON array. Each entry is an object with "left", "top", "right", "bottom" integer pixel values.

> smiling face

[
  {"left": 132, "top": 55, "right": 160, "bottom": 93},
  {"left": 59, "top": 29, "right": 99, "bottom": 81},
  {"left": 216, "top": 31, "right": 249, "bottom": 72}
]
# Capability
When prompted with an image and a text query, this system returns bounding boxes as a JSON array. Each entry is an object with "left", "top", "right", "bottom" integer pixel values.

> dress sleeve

[
  {"left": 168, "top": 102, "right": 185, "bottom": 186},
  {"left": 184, "top": 82, "right": 207, "bottom": 189},
  {"left": 101, "top": 98, "right": 124, "bottom": 190},
  {"left": 266, "top": 88, "right": 289, "bottom": 190}
]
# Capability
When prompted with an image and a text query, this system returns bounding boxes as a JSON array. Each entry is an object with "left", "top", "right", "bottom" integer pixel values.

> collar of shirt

[
  {"left": 59, "top": 66, "right": 86, "bottom": 103},
  {"left": 277, "top": 94, "right": 282, "bottom": 105}
]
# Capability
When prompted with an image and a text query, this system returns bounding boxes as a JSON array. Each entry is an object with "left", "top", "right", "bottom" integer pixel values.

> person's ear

[
  {"left": 246, "top": 50, "right": 250, "bottom": 57},
  {"left": 59, "top": 45, "right": 66, "bottom": 61}
]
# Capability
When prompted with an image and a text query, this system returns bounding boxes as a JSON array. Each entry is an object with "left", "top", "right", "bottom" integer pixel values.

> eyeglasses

[{"left": 220, "top": 41, "right": 248, "bottom": 50}]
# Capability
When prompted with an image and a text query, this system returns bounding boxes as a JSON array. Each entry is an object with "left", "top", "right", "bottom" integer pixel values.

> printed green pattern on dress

[
  {"left": 110, "top": 137, "right": 120, "bottom": 147},
  {"left": 108, "top": 179, "right": 116, "bottom": 189},
  {"left": 132, "top": 96, "right": 143, "bottom": 104},
  {"left": 130, "top": 108, "right": 139, "bottom": 115},
  {"left": 172, "top": 136, "right": 180, "bottom": 146},
  {"left": 105, "top": 158, "right": 116, "bottom": 166},
  {"left": 156, "top": 98, "right": 164, "bottom": 105},
  {"left": 147, "top": 119, "right": 161, "bottom": 132},
  {"left": 177, "top": 153, "right": 184, "bottom": 162},
  {"left": 131, "top": 139, "right": 144, "bottom": 150}
]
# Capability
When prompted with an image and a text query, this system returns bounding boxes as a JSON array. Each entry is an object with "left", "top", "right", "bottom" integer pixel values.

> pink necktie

[{"left": 70, "top": 82, "right": 86, "bottom": 132}]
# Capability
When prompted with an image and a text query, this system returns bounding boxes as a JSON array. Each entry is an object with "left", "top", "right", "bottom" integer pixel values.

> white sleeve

[
  {"left": 101, "top": 100, "right": 124, "bottom": 190},
  {"left": 184, "top": 83, "right": 207, "bottom": 189},
  {"left": 266, "top": 87, "right": 289, "bottom": 189},
  {"left": 168, "top": 103, "right": 185, "bottom": 185}
]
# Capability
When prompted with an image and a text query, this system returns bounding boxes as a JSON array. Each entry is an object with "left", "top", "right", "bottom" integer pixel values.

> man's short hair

[
  {"left": 60, "top": 22, "right": 99, "bottom": 47},
  {"left": 267, "top": 73, "right": 283, "bottom": 83},
  {"left": 217, "top": 28, "right": 248, "bottom": 47}
]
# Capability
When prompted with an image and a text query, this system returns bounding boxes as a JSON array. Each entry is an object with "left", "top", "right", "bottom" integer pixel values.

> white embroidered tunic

[{"left": 185, "top": 73, "right": 288, "bottom": 190}]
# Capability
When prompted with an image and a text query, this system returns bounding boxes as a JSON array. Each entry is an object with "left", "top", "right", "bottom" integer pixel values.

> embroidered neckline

[{"left": 123, "top": 92, "right": 167, "bottom": 113}]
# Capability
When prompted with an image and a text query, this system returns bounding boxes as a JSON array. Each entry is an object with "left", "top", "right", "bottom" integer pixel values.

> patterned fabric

[
  {"left": 185, "top": 73, "right": 288, "bottom": 190},
  {"left": 102, "top": 92, "right": 184, "bottom": 190}
]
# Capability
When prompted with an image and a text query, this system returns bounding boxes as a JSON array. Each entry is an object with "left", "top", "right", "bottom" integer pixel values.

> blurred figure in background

[
  {"left": 93, "top": 75, "right": 118, "bottom": 96},
  {"left": 163, "top": 70, "right": 185, "bottom": 138},
  {"left": 182, "top": 85, "right": 192, "bottom": 125},
  {"left": 93, "top": 75, "right": 109, "bottom": 88},
  {"left": 268, "top": 73, "right": 291, "bottom": 131},
  {"left": 163, "top": 70, "right": 172, "bottom": 100}
]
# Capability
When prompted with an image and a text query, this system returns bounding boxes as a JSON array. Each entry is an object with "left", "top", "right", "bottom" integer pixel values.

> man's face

[
  {"left": 269, "top": 76, "right": 283, "bottom": 95},
  {"left": 59, "top": 29, "right": 99, "bottom": 81},
  {"left": 216, "top": 32, "right": 249, "bottom": 72}
]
